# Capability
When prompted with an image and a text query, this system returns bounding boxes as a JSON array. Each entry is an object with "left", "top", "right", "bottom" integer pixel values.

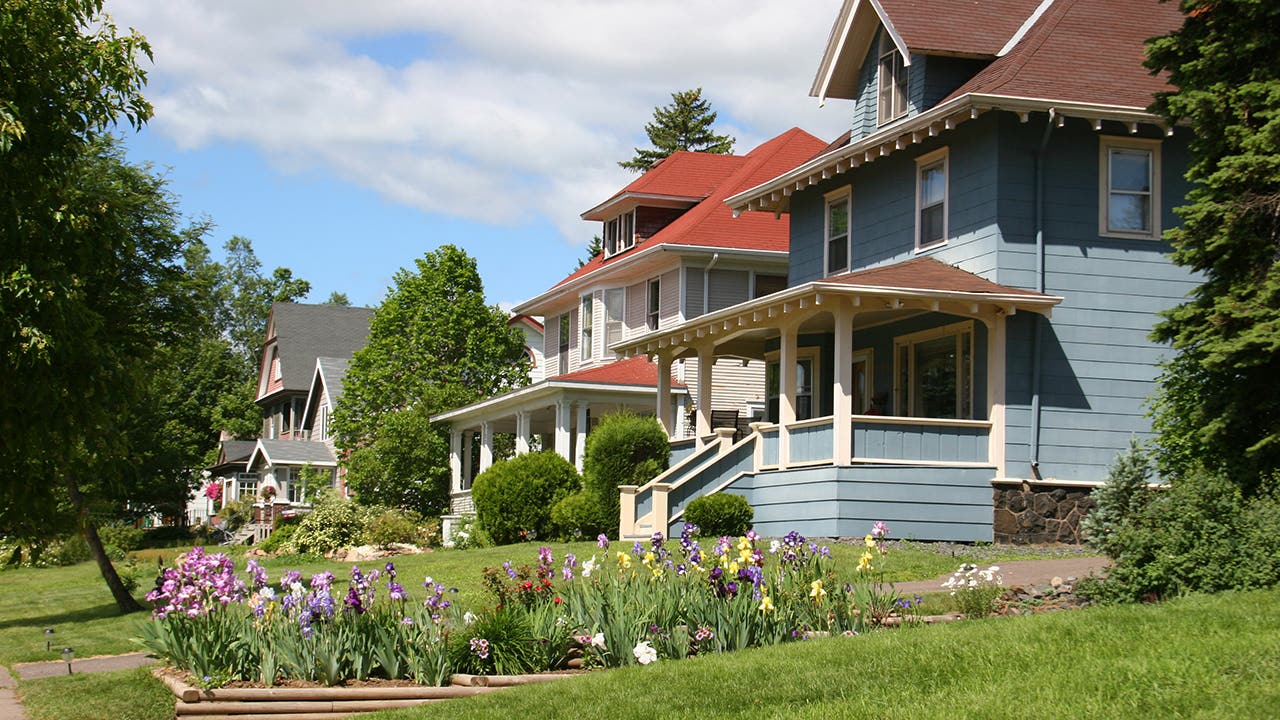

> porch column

[
  {"left": 449, "top": 430, "right": 463, "bottom": 493},
  {"left": 479, "top": 421, "right": 494, "bottom": 474},
  {"left": 832, "top": 299, "right": 854, "bottom": 466},
  {"left": 779, "top": 322, "right": 798, "bottom": 470},
  {"left": 574, "top": 401, "right": 589, "bottom": 472},
  {"left": 986, "top": 311, "right": 1008, "bottom": 477},
  {"left": 462, "top": 431, "right": 473, "bottom": 489},
  {"left": 554, "top": 400, "right": 572, "bottom": 461},
  {"left": 515, "top": 411, "right": 531, "bottom": 455},
  {"left": 656, "top": 351, "right": 673, "bottom": 435},
  {"left": 696, "top": 344, "right": 714, "bottom": 442}
]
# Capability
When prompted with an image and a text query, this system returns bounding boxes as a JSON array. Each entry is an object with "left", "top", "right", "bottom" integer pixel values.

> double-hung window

[
  {"left": 604, "top": 288, "right": 625, "bottom": 349},
  {"left": 557, "top": 314, "right": 570, "bottom": 371},
  {"left": 580, "top": 295, "right": 594, "bottom": 361},
  {"left": 603, "top": 211, "right": 636, "bottom": 257},
  {"left": 877, "top": 32, "right": 908, "bottom": 125},
  {"left": 915, "top": 148, "right": 948, "bottom": 250},
  {"left": 766, "top": 355, "right": 817, "bottom": 423},
  {"left": 646, "top": 278, "right": 661, "bottom": 330},
  {"left": 825, "top": 188, "right": 851, "bottom": 275},
  {"left": 1099, "top": 137, "right": 1161, "bottom": 239},
  {"left": 894, "top": 321, "right": 973, "bottom": 419},
  {"left": 236, "top": 473, "right": 259, "bottom": 501}
]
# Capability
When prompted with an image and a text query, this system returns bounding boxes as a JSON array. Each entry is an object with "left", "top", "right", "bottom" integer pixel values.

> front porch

[{"left": 615, "top": 258, "right": 1061, "bottom": 542}]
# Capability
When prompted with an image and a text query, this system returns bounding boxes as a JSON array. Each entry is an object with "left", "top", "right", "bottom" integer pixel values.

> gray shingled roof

[
  {"left": 316, "top": 357, "right": 350, "bottom": 405},
  {"left": 269, "top": 303, "right": 373, "bottom": 393},
  {"left": 254, "top": 439, "right": 338, "bottom": 466}
]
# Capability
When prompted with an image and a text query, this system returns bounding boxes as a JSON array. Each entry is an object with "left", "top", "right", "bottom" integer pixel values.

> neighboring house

[
  {"left": 205, "top": 303, "right": 372, "bottom": 533},
  {"left": 190, "top": 439, "right": 256, "bottom": 526},
  {"left": 432, "top": 128, "right": 827, "bottom": 534},
  {"left": 510, "top": 314, "right": 547, "bottom": 383},
  {"left": 613, "top": 0, "right": 1195, "bottom": 543}
]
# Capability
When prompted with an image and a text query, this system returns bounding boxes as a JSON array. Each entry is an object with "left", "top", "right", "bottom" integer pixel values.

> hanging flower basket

[
  {"left": 203, "top": 481, "right": 222, "bottom": 502},
  {"left": 260, "top": 485, "right": 277, "bottom": 501}
]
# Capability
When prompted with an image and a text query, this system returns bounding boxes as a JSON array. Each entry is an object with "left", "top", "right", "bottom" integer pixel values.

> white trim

[
  {"left": 579, "top": 293, "right": 594, "bottom": 361},
  {"left": 428, "top": 377, "right": 687, "bottom": 424},
  {"left": 892, "top": 319, "right": 976, "bottom": 419},
  {"left": 851, "top": 457, "right": 994, "bottom": 468},
  {"left": 823, "top": 186, "right": 853, "bottom": 276},
  {"left": 1098, "top": 135, "right": 1162, "bottom": 240},
  {"left": 765, "top": 348, "right": 821, "bottom": 423},
  {"left": 876, "top": 29, "right": 909, "bottom": 126},
  {"left": 914, "top": 146, "right": 950, "bottom": 251},
  {"left": 992, "top": 476, "right": 1107, "bottom": 488},
  {"left": 997, "top": 0, "right": 1056, "bottom": 56}
]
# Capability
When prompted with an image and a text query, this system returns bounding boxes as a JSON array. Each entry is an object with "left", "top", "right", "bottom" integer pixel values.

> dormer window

[
  {"left": 604, "top": 211, "right": 636, "bottom": 257},
  {"left": 877, "top": 32, "right": 908, "bottom": 125}
]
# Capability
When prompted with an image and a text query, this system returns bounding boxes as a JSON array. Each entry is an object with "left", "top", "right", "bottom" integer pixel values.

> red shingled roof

[
  {"left": 824, "top": 257, "right": 1047, "bottom": 296},
  {"left": 552, "top": 355, "right": 685, "bottom": 388},
  {"left": 943, "top": 0, "right": 1182, "bottom": 108},
  {"left": 553, "top": 128, "right": 827, "bottom": 289},
  {"left": 879, "top": 0, "right": 1042, "bottom": 56},
  {"left": 599, "top": 151, "right": 744, "bottom": 204}
]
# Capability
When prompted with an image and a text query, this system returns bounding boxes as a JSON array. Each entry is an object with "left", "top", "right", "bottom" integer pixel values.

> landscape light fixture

[
  {"left": 61, "top": 647, "right": 74, "bottom": 675},
  {"left": 44, "top": 627, "right": 54, "bottom": 652}
]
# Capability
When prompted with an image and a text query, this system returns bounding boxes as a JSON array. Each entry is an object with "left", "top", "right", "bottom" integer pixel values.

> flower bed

[{"left": 141, "top": 522, "right": 933, "bottom": 705}]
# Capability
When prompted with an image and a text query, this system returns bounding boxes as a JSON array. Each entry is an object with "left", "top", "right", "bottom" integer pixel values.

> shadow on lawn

[{"left": 0, "top": 602, "right": 148, "bottom": 630}]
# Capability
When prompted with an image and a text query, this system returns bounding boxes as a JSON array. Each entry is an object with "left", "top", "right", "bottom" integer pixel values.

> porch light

[
  {"left": 44, "top": 627, "right": 54, "bottom": 651},
  {"left": 61, "top": 647, "right": 74, "bottom": 674}
]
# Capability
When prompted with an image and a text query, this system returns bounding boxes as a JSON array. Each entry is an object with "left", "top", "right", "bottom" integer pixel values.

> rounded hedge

[
  {"left": 684, "top": 493, "right": 754, "bottom": 538},
  {"left": 582, "top": 413, "right": 670, "bottom": 530},
  {"left": 550, "top": 491, "right": 609, "bottom": 539},
  {"left": 471, "top": 451, "right": 581, "bottom": 545}
]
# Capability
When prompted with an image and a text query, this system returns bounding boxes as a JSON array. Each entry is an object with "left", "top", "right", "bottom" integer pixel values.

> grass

[
  {"left": 0, "top": 536, "right": 1090, "bottom": 666},
  {"left": 363, "top": 588, "right": 1280, "bottom": 720},
  {"left": 17, "top": 667, "right": 173, "bottom": 720}
]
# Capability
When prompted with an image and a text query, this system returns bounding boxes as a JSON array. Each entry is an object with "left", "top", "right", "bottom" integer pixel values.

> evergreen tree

[
  {"left": 323, "top": 291, "right": 352, "bottom": 306},
  {"left": 575, "top": 235, "right": 603, "bottom": 270},
  {"left": 619, "top": 88, "right": 735, "bottom": 172},
  {"left": 1145, "top": 0, "right": 1280, "bottom": 493}
]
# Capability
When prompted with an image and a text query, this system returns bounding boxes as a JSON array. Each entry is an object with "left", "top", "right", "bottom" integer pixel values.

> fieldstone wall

[{"left": 993, "top": 485, "right": 1097, "bottom": 544}]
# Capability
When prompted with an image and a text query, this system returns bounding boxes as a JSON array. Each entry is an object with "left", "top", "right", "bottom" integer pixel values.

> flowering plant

[
  {"left": 942, "top": 563, "right": 1004, "bottom": 618},
  {"left": 204, "top": 481, "right": 222, "bottom": 502},
  {"left": 260, "top": 485, "right": 277, "bottom": 500}
]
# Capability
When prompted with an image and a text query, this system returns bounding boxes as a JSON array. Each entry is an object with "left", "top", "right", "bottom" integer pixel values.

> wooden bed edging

[{"left": 450, "top": 672, "right": 581, "bottom": 687}]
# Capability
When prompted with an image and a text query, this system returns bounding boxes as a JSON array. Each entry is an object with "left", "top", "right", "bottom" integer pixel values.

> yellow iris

[
  {"left": 728, "top": 561, "right": 739, "bottom": 574},
  {"left": 642, "top": 551, "right": 655, "bottom": 566},
  {"left": 857, "top": 551, "right": 874, "bottom": 573},
  {"left": 617, "top": 552, "right": 632, "bottom": 569},
  {"left": 864, "top": 534, "right": 876, "bottom": 549},
  {"left": 759, "top": 595, "right": 775, "bottom": 613},
  {"left": 809, "top": 579, "right": 826, "bottom": 601}
]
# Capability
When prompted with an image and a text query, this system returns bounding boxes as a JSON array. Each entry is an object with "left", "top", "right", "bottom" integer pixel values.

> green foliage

[
  {"left": 551, "top": 491, "right": 609, "bottom": 540},
  {"left": 1081, "top": 440, "right": 1156, "bottom": 557},
  {"left": 215, "top": 499, "right": 254, "bottom": 533},
  {"left": 98, "top": 524, "right": 144, "bottom": 552},
  {"left": 683, "top": 494, "right": 754, "bottom": 538},
  {"left": 323, "top": 291, "right": 351, "bottom": 306},
  {"left": 449, "top": 515, "right": 488, "bottom": 550},
  {"left": 449, "top": 607, "right": 539, "bottom": 676},
  {"left": 255, "top": 522, "right": 297, "bottom": 554},
  {"left": 1083, "top": 469, "right": 1280, "bottom": 603},
  {"left": 582, "top": 413, "right": 670, "bottom": 532},
  {"left": 343, "top": 405, "right": 450, "bottom": 517},
  {"left": 333, "top": 245, "right": 529, "bottom": 516},
  {"left": 1145, "top": 0, "right": 1280, "bottom": 493},
  {"left": 619, "top": 88, "right": 736, "bottom": 171},
  {"left": 471, "top": 452, "right": 581, "bottom": 545},
  {"left": 286, "top": 491, "right": 371, "bottom": 556},
  {"left": 51, "top": 535, "right": 92, "bottom": 566},
  {"left": 363, "top": 508, "right": 422, "bottom": 548},
  {"left": 575, "top": 235, "right": 603, "bottom": 270}
]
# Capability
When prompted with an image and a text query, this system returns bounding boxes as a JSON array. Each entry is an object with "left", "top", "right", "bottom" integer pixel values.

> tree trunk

[{"left": 62, "top": 475, "right": 145, "bottom": 614}]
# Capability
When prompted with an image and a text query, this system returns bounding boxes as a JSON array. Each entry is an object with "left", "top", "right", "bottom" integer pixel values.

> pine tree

[
  {"left": 619, "top": 88, "right": 735, "bottom": 172},
  {"left": 575, "top": 235, "right": 603, "bottom": 270},
  {"left": 1144, "top": 0, "right": 1280, "bottom": 493}
]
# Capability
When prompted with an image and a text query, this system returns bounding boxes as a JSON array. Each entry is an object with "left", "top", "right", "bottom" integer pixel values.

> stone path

[{"left": 894, "top": 556, "right": 1109, "bottom": 596}]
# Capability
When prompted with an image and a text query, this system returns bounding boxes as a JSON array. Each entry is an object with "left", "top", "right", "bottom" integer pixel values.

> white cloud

[{"left": 108, "top": 0, "right": 851, "bottom": 246}]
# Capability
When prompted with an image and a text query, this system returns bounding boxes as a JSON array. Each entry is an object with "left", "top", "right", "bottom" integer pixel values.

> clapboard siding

[
  {"left": 722, "top": 465, "right": 994, "bottom": 542},
  {"left": 659, "top": 269, "right": 681, "bottom": 326},
  {"left": 624, "top": 281, "right": 646, "bottom": 338}
]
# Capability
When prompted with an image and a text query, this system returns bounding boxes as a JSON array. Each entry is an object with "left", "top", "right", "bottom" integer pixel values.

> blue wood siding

[
  {"left": 669, "top": 438, "right": 698, "bottom": 466},
  {"left": 725, "top": 465, "right": 994, "bottom": 542},
  {"left": 854, "top": 420, "right": 988, "bottom": 462},
  {"left": 850, "top": 29, "right": 969, "bottom": 142},
  {"left": 789, "top": 422, "right": 831, "bottom": 464},
  {"left": 995, "top": 114, "right": 1197, "bottom": 482},
  {"left": 789, "top": 115, "right": 1002, "bottom": 287}
]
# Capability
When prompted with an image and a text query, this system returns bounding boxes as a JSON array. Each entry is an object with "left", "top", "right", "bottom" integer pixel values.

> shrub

[
  {"left": 551, "top": 491, "right": 609, "bottom": 540},
  {"left": 255, "top": 523, "right": 297, "bottom": 554},
  {"left": 582, "top": 413, "right": 670, "bottom": 530},
  {"left": 51, "top": 534, "right": 92, "bottom": 566},
  {"left": 1081, "top": 440, "right": 1156, "bottom": 557},
  {"left": 684, "top": 493, "right": 753, "bottom": 538},
  {"left": 287, "top": 490, "right": 371, "bottom": 555},
  {"left": 99, "top": 524, "right": 145, "bottom": 552},
  {"left": 363, "top": 508, "right": 421, "bottom": 548},
  {"left": 471, "top": 452, "right": 581, "bottom": 545},
  {"left": 216, "top": 499, "right": 253, "bottom": 533},
  {"left": 1084, "top": 469, "right": 1280, "bottom": 602},
  {"left": 450, "top": 515, "right": 488, "bottom": 550}
]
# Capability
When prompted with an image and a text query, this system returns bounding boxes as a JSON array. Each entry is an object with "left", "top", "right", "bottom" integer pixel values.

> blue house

[{"left": 613, "top": 0, "right": 1195, "bottom": 543}]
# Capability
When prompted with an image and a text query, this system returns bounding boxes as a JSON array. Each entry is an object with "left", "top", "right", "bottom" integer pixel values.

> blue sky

[{"left": 108, "top": 1, "right": 851, "bottom": 310}]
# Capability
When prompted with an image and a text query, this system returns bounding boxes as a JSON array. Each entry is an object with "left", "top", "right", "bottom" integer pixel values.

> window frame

[
  {"left": 603, "top": 210, "right": 637, "bottom": 258},
  {"left": 1098, "top": 136, "right": 1162, "bottom": 240},
  {"left": 914, "top": 147, "right": 949, "bottom": 251},
  {"left": 765, "top": 349, "right": 821, "bottom": 424},
  {"left": 604, "top": 287, "right": 625, "bottom": 349},
  {"left": 646, "top": 277, "right": 661, "bottom": 331},
  {"left": 851, "top": 348, "right": 875, "bottom": 415},
  {"left": 876, "top": 32, "right": 908, "bottom": 125},
  {"left": 580, "top": 294, "right": 594, "bottom": 361},
  {"left": 892, "top": 320, "right": 974, "bottom": 420},
  {"left": 824, "top": 186, "right": 852, "bottom": 276},
  {"left": 557, "top": 313, "right": 571, "bottom": 371}
]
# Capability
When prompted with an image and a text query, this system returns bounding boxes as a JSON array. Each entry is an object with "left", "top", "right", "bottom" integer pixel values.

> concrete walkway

[
  {"left": 0, "top": 665, "right": 25, "bottom": 720},
  {"left": 894, "top": 556, "right": 1109, "bottom": 596},
  {"left": 12, "top": 651, "right": 155, "bottom": 681}
]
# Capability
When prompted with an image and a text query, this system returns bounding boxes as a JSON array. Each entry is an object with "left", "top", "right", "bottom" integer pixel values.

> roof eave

[
  {"left": 727, "top": 94, "right": 1170, "bottom": 214},
  {"left": 581, "top": 192, "right": 704, "bottom": 221},
  {"left": 429, "top": 378, "right": 686, "bottom": 425}
]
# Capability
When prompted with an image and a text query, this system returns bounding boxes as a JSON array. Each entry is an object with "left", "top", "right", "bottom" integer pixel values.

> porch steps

[{"left": 221, "top": 525, "right": 258, "bottom": 546}]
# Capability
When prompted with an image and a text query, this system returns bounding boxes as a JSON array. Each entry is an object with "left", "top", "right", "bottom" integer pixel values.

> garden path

[
  {"left": 893, "top": 556, "right": 1109, "bottom": 596},
  {"left": 0, "top": 665, "right": 25, "bottom": 720},
  {"left": 12, "top": 651, "right": 154, "bottom": 680}
]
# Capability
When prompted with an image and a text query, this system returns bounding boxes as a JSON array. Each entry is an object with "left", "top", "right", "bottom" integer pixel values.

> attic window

[
  {"left": 604, "top": 211, "right": 636, "bottom": 257},
  {"left": 877, "top": 33, "right": 908, "bottom": 125}
]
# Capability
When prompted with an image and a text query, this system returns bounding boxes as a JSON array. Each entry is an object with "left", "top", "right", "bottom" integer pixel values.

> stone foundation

[{"left": 993, "top": 484, "right": 1097, "bottom": 544}]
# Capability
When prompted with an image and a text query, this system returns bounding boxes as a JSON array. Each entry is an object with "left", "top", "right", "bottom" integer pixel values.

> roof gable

[{"left": 260, "top": 303, "right": 373, "bottom": 395}]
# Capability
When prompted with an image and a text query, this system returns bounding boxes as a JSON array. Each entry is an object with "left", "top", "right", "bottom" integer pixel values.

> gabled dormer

[{"left": 813, "top": 0, "right": 1044, "bottom": 141}]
